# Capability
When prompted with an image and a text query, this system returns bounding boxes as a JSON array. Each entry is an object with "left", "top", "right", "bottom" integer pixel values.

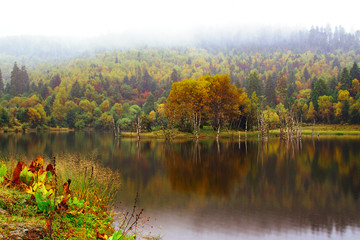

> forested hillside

[{"left": 0, "top": 26, "right": 360, "bottom": 133}]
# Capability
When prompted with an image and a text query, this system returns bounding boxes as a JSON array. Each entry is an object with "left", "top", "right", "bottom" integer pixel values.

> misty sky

[{"left": 0, "top": 0, "right": 359, "bottom": 37}]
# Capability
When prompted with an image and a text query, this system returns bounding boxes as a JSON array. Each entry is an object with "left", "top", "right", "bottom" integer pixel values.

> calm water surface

[{"left": 1, "top": 132, "right": 360, "bottom": 239}]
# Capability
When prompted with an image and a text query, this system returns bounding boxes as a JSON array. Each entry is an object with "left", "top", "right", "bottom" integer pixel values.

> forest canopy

[{"left": 0, "top": 26, "right": 360, "bottom": 133}]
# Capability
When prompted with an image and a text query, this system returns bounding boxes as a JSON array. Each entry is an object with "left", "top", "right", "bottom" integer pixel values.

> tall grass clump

[{"left": 54, "top": 152, "right": 121, "bottom": 208}]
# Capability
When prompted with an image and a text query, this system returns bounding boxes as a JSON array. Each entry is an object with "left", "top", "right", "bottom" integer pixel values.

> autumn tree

[
  {"left": 247, "top": 92, "right": 259, "bottom": 130},
  {"left": 79, "top": 99, "right": 95, "bottom": 114},
  {"left": 276, "top": 71, "right": 287, "bottom": 103},
  {"left": 26, "top": 108, "right": 41, "bottom": 127},
  {"left": 203, "top": 75, "right": 243, "bottom": 138},
  {"left": 350, "top": 79, "right": 360, "bottom": 98},
  {"left": 318, "top": 95, "right": 333, "bottom": 123},
  {"left": 129, "top": 104, "right": 143, "bottom": 140},
  {"left": 111, "top": 102, "right": 123, "bottom": 134},
  {"left": 35, "top": 104, "right": 46, "bottom": 124},
  {"left": 335, "top": 90, "right": 351, "bottom": 123},
  {"left": 167, "top": 78, "right": 210, "bottom": 139},
  {"left": 99, "top": 99, "right": 110, "bottom": 112},
  {"left": 306, "top": 102, "right": 316, "bottom": 122}
]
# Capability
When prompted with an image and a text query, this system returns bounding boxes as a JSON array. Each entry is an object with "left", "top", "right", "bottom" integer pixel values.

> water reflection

[{"left": 0, "top": 132, "right": 359, "bottom": 239}]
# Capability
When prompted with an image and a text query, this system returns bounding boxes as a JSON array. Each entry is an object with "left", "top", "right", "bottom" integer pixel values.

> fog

[
  {"left": 1, "top": 0, "right": 359, "bottom": 38},
  {"left": 1, "top": 0, "right": 360, "bottom": 59}
]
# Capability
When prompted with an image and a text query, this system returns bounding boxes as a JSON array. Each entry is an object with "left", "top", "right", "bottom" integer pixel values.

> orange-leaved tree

[
  {"left": 167, "top": 78, "right": 210, "bottom": 139},
  {"left": 203, "top": 74, "right": 247, "bottom": 138}
]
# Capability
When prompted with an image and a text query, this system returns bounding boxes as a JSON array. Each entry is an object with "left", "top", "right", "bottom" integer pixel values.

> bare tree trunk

[
  {"left": 216, "top": 124, "right": 221, "bottom": 141},
  {"left": 312, "top": 119, "right": 315, "bottom": 138},
  {"left": 136, "top": 116, "right": 142, "bottom": 141},
  {"left": 113, "top": 118, "right": 117, "bottom": 137},
  {"left": 299, "top": 118, "right": 302, "bottom": 140},
  {"left": 193, "top": 113, "right": 200, "bottom": 140},
  {"left": 245, "top": 119, "right": 248, "bottom": 140}
]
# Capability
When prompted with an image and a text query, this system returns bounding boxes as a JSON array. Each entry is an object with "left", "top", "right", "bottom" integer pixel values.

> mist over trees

[
  {"left": 0, "top": 25, "right": 360, "bottom": 133},
  {"left": 0, "top": 25, "right": 359, "bottom": 59}
]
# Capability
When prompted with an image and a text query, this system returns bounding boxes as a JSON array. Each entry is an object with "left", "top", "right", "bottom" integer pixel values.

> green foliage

[
  {"left": 120, "top": 118, "right": 132, "bottom": 131},
  {"left": 65, "top": 109, "right": 77, "bottom": 128},
  {"left": 143, "top": 93, "right": 155, "bottom": 114},
  {"left": 340, "top": 67, "right": 351, "bottom": 90},
  {"left": 34, "top": 183, "right": 56, "bottom": 212},
  {"left": 109, "top": 231, "right": 136, "bottom": 240},
  {"left": 310, "top": 78, "right": 329, "bottom": 111},
  {"left": 0, "top": 107, "right": 9, "bottom": 126},
  {"left": 0, "top": 162, "right": 6, "bottom": 183},
  {"left": 70, "top": 80, "right": 82, "bottom": 98},
  {"left": 68, "top": 196, "right": 85, "bottom": 209},
  {"left": 9, "top": 63, "right": 30, "bottom": 96},
  {"left": 19, "top": 166, "right": 34, "bottom": 185},
  {"left": 75, "top": 119, "right": 86, "bottom": 129},
  {"left": 247, "top": 69, "right": 262, "bottom": 97},
  {"left": 264, "top": 73, "right": 277, "bottom": 107}
]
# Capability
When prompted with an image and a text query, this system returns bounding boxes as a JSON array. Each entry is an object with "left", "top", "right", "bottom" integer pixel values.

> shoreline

[{"left": 1, "top": 124, "right": 360, "bottom": 139}]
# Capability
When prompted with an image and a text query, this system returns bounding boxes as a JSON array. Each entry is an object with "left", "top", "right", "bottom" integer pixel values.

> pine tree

[
  {"left": 264, "top": 72, "right": 277, "bottom": 107},
  {"left": 310, "top": 78, "right": 329, "bottom": 111},
  {"left": 328, "top": 75, "right": 338, "bottom": 97},
  {"left": 70, "top": 80, "right": 82, "bottom": 98},
  {"left": 303, "top": 67, "right": 311, "bottom": 81},
  {"left": 339, "top": 67, "right": 351, "bottom": 90},
  {"left": 20, "top": 65, "right": 30, "bottom": 93},
  {"left": 143, "top": 93, "right": 155, "bottom": 114},
  {"left": 9, "top": 62, "right": 21, "bottom": 95},
  {"left": 171, "top": 69, "right": 180, "bottom": 83},
  {"left": 9, "top": 63, "right": 30, "bottom": 95},
  {"left": 286, "top": 71, "right": 297, "bottom": 108},
  {"left": 142, "top": 68, "right": 156, "bottom": 92},
  {"left": 332, "top": 58, "right": 340, "bottom": 69},
  {"left": 276, "top": 71, "right": 287, "bottom": 103},
  {"left": 350, "top": 62, "right": 360, "bottom": 81},
  {"left": 50, "top": 74, "right": 61, "bottom": 89},
  {"left": 247, "top": 70, "right": 262, "bottom": 97},
  {"left": 341, "top": 100, "right": 350, "bottom": 123}
]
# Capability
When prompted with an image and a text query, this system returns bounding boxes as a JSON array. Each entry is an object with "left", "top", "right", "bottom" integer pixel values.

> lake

[{"left": 1, "top": 132, "right": 360, "bottom": 239}]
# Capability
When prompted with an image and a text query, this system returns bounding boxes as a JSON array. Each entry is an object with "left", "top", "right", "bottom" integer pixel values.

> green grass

[{"left": 129, "top": 124, "right": 360, "bottom": 140}]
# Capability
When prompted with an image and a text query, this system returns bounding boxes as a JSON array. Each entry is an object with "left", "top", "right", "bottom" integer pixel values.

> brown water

[{"left": 1, "top": 132, "right": 360, "bottom": 239}]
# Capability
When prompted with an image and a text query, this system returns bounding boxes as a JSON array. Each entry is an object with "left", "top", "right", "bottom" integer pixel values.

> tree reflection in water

[{"left": 1, "top": 132, "right": 359, "bottom": 237}]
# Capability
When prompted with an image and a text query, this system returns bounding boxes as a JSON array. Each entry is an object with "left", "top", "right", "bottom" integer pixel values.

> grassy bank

[
  {"left": 0, "top": 154, "right": 148, "bottom": 240},
  {"left": 140, "top": 124, "right": 360, "bottom": 139},
  {"left": 118, "top": 124, "right": 360, "bottom": 140}
]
